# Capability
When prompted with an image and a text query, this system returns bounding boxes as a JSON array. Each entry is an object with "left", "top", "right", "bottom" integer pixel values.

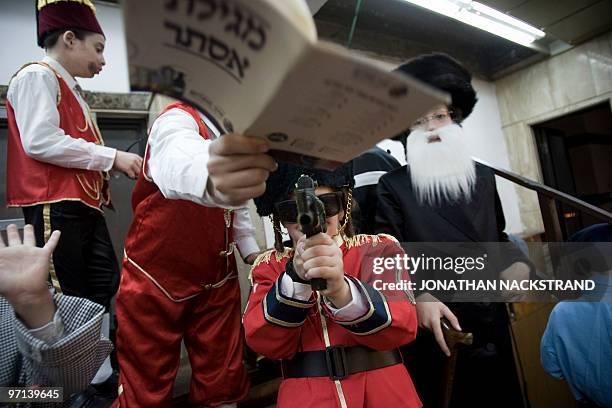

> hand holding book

[{"left": 124, "top": 0, "right": 449, "bottom": 169}]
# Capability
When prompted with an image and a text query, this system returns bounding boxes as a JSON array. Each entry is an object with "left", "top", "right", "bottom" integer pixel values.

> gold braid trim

[
  {"left": 76, "top": 173, "right": 101, "bottom": 201},
  {"left": 38, "top": 0, "right": 97, "bottom": 13},
  {"left": 248, "top": 247, "right": 293, "bottom": 285},
  {"left": 343, "top": 233, "right": 401, "bottom": 250},
  {"left": 43, "top": 204, "right": 63, "bottom": 294},
  {"left": 344, "top": 234, "right": 379, "bottom": 249},
  {"left": 262, "top": 247, "right": 293, "bottom": 264}
]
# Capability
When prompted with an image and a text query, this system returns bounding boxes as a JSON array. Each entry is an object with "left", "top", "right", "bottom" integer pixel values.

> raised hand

[{"left": 0, "top": 224, "right": 60, "bottom": 328}]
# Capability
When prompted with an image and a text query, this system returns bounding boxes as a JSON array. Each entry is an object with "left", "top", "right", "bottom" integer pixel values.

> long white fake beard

[{"left": 406, "top": 123, "right": 476, "bottom": 206}]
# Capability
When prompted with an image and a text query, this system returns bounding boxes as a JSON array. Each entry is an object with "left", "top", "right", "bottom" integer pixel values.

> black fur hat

[
  {"left": 395, "top": 53, "right": 477, "bottom": 121},
  {"left": 255, "top": 162, "right": 354, "bottom": 217}
]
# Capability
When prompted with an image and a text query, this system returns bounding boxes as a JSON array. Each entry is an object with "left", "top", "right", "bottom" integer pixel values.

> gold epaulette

[
  {"left": 378, "top": 233, "right": 400, "bottom": 245},
  {"left": 248, "top": 247, "right": 293, "bottom": 285},
  {"left": 344, "top": 233, "right": 400, "bottom": 249}
]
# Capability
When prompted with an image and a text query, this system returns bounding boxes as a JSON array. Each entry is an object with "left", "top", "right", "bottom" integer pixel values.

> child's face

[
  {"left": 282, "top": 186, "right": 344, "bottom": 243},
  {"left": 70, "top": 33, "right": 106, "bottom": 78}
]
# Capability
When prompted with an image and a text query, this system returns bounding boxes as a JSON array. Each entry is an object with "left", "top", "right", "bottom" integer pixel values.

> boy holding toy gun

[{"left": 243, "top": 162, "right": 422, "bottom": 408}]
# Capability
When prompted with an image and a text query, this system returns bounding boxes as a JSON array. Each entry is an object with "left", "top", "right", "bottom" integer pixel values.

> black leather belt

[{"left": 281, "top": 346, "right": 402, "bottom": 381}]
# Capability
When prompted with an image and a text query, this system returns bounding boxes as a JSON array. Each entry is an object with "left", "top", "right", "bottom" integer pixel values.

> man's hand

[
  {"left": 416, "top": 293, "right": 461, "bottom": 356},
  {"left": 0, "top": 224, "right": 60, "bottom": 329},
  {"left": 294, "top": 234, "right": 351, "bottom": 307},
  {"left": 113, "top": 151, "right": 143, "bottom": 179},
  {"left": 207, "top": 133, "right": 277, "bottom": 207}
]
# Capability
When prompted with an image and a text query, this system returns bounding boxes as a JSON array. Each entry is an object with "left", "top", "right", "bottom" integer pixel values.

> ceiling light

[{"left": 401, "top": 0, "right": 545, "bottom": 46}]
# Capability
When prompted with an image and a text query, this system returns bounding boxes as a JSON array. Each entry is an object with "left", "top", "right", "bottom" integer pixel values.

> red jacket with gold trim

[
  {"left": 244, "top": 234, "right": 422, "bottom": 408},
  {"left": 6, "top": 62, "right": 110, "bottom": 210},
  {"left": 123, "top": 102, "right": 237, "bottom": 301}
]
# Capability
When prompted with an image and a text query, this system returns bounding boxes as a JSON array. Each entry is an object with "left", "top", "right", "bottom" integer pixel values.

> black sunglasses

[{"left": 275, "top": 192, "right": 344, "bottom": 224}]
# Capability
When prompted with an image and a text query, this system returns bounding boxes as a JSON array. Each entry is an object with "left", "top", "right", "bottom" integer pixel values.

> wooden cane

[{"left": 440, "top": 318, "right": 473, "bottom": 408}]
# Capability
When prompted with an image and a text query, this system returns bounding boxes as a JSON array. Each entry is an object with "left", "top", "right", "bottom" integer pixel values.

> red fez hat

[{"left": 36, "top": 0, "right": 104, "bottom": 48}]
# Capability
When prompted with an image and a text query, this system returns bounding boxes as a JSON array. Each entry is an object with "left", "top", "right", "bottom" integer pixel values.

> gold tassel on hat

[{"left": 38, "top": 0, "right": 96, "bottom": 13}]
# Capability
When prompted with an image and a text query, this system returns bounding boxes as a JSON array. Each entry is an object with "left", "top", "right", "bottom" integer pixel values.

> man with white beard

[
  {"left": 376, "top": 53, "right": 531, "bottom": 407},
  {"left": 405, "top": 121, "right": 476, "bottom": 206}
]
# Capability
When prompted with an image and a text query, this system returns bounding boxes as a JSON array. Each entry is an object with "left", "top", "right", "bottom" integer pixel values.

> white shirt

[
  {"left": 147, "top": 107, "right": 259, "bottom": 259},
  {"left": 7, "top": 56, "right": 117, "bottom": 171}
]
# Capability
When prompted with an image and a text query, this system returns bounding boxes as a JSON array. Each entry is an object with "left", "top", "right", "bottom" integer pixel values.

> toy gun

[{"left": 295, "top": 175, "right": 327, "bottom": 291}]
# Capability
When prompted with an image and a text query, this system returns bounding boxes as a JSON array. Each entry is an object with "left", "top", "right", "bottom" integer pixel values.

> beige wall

[{"left": 495, "top": 31, "right": 612, "bottom": 236}]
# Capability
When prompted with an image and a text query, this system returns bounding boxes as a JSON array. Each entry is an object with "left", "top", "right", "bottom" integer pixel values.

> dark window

[
  {"left": 96, "top": 115, "right": 148, "bottom": 263},
  {"left": 0, "top": 114, "right": 26, "bottom": 227}
]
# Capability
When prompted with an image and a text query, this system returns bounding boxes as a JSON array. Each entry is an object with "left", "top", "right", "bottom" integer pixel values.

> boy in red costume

[
  {"left": 6, "top": 0, "right": 142, "bottom": 388},
  {"left": 114, "top": 101, "right": 276, "bottom": 407},
  {"left": 244, "top": 162, "right": 422, "bottom": 407}
]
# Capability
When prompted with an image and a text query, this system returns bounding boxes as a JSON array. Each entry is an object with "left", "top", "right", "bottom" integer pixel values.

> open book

[{"left": 124, "top": 0, "right": 449, "bottom": 169}]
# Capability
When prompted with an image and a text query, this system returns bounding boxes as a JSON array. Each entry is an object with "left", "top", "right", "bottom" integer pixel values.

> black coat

[
  {"left": 377, "top": 162, "right": 514, "bottom": 244},
  {"left": 376, "top": 162, "right": 529, "bottom": 287},
  {"left": 375, "top": 162, "right": 526, "bottom": 408}
]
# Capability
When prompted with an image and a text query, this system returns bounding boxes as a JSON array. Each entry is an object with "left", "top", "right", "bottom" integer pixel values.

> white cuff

[
  {"left": 27, "top": 309, "right": 65, "bottom": 345},
  {"left": 280, "top": 273, "right": 313, "bottom": 301},
  {"left": 324, "top": 278, "right": 369, "bottom": 321},
  {"left": 237, "top": 235, "right": 260, "bottom": 260},
  {"left": 90, "top": 145, "right": 117, "bottom": 172}
]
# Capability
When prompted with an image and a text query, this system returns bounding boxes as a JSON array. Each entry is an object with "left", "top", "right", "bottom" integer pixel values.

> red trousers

[{"left": 113, "top": 262, "right": 248, "bottom": 407}]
